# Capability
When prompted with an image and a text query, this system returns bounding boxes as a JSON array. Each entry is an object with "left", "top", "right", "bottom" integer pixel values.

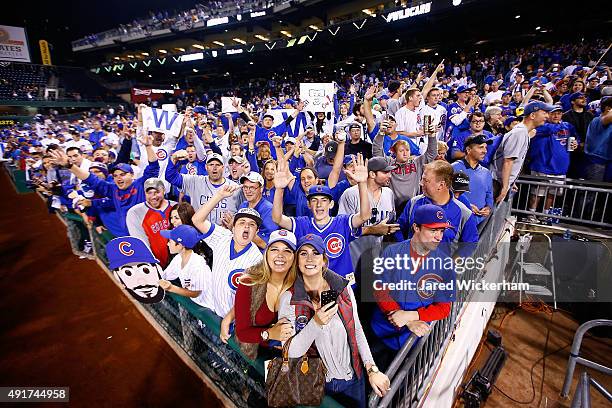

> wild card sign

[
  {"left": 266, "top": 109, "right": 307, "bottom": 138},
  {"left": 299, "top": 83, "right": 334, "bottom": 113}
]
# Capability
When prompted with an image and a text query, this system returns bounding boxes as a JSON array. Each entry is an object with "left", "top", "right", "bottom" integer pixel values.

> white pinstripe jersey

[{"left": 200, "top": 224, "right": 262, "bottom": 318}]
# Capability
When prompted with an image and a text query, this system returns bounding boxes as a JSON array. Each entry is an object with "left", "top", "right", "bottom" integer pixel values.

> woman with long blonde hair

[{"left": 221, "top": 229, "right": 298, "bottom": 360}]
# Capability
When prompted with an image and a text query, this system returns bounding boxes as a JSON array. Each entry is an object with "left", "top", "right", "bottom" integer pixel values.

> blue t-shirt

[
  {"left": 291, "top": 214, "right": 361, "bottom": 278},
  {"left": 179, "top": 160, "right": 208, "bottom": 176},
  {"left": 452, "top": 160, "right": 494, "bottom": 224}
]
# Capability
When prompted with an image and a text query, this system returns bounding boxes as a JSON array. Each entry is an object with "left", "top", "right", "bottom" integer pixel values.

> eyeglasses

[
  {"left": 471, "top": 120, "right": 485, "bottom": 124},
  {"left": 242, "top": 185, "right": 261, "bottom": 192}
]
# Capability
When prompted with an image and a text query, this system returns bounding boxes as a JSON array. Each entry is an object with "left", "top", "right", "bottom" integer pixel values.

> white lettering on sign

[{"left": 383, "top": 2, "right": 432, "bottom": 22}]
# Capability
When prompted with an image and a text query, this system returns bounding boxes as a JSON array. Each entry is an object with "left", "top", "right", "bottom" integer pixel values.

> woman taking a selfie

[{"left": 277, "top": 234, "right": 390, "bottom": 408}]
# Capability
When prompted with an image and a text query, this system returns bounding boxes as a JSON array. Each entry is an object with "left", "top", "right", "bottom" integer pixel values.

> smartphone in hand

[{"left": 320, "top": 289, "right": 339, "bottom": 307}]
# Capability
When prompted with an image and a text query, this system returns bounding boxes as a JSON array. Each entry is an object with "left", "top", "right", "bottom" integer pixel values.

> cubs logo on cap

[
  {"left": 413, "top": 204, "right": 453, "bottom": 230},
  {"left": 107, "top": 236, "right": 159, "bottom": 270}
]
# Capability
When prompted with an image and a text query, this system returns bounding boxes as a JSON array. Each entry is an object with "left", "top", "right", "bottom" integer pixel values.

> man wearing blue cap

[
  {"left": 106, "top": 236, "right": 165, "bottom": 304},
  {"left": 49, "top": 132, "right": 160, "bottom": 236},
  {"left": 445, "top": 84, "right": 480, "bottom": 142},
  {"left": 371, "top": 204, "right": 455, "bottom": 368},
  {"left": 272, "top": 153, "right": 371, "bottom": 284},
  {"left": 491, "top": 101, "right": 554, "bottom": 203}
]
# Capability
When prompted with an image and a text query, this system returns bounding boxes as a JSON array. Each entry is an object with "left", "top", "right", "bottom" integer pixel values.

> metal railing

[
  {"left": 512, "top": 175, "right": 612, "bottom": 229},
  {"left": 560, "top": 319, "right": 612, "bottom": 406},
  {"left": 368, "top": 201, "right": 513, "bottom": 408},
  {"left": 1, "top": 163, "right": 342, "bottom": 408}
]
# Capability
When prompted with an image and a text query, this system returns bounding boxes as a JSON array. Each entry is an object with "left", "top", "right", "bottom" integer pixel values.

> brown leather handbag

[{"left": 265, "top": 336, "right": 327, "bottom": 407}]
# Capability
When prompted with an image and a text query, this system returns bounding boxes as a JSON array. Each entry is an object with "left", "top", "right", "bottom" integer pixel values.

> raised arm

[
  {"left": 327, "top": 137, "right": 346, "bottom": 189},
  {"left": 271, "top": 154, "right": 295, "bottom": 230},
  {"left": 363, "top": 85, "right": 377, "bottom": 133},
  {"left": 421, "top": 60, "right": 444, "bottom": 99},
  {"left": 344, "top": 153, "right": 371, "bottom": 228}
]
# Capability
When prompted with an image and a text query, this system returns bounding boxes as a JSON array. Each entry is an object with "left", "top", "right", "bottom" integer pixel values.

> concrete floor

[{"left": 459, "top": 304, "right": 612, "bottom": 408}]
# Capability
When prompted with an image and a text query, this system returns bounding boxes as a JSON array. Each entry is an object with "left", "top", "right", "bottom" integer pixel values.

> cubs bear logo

[
  {"left": 436, "top": 211, "right": 444, "bottom": 220},
  {"left": 118, "top": 241, "right": 134, "bottom": 256},
  {"left": 325, "top": 233, "right": 345, "bottom": 258},
  {"left": 156, "top": 149, "right": 168, "bottom": 160},
  {"left": 417, "top": 273, "right": 444, "bottom": 299},
  {"left": 228, "top": 269, "right": 245, "bottom": 291}
]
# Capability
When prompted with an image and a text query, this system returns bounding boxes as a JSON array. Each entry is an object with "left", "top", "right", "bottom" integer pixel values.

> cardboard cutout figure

[{"left": 106, "top": 236, "right": 165, "bottom": 304}]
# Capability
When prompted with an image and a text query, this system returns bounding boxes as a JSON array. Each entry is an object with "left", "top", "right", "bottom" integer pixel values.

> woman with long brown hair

[{"left": 221, "top": 230, "right": 297, "bottom": 360}]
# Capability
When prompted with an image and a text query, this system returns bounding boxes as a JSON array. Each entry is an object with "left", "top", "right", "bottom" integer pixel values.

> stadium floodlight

[
  {"left": 362, "top": 9, "right": 376, "bottom": 17},
  {"left": 233, "top": 38, "right": 246, "bottom": 44},
  {"left": 113, "top": 56, "right": 120, "bottom": 60},
  {"left": 255, "top": 34, "right": 269, "bottom": 41},
  {"left": 140, "top": 69, "right": 144, "bottom": 73},
  {"left": 148, "top": 74, "right": 152, "bottom": 78},
  {"left": 172, "top": 71, "right": 176, "bottom": 75},
  {"left": 180, "top": 52, "right": 204, "bottom": 62},
  {"left": 127, "top": 54, "right": 134, "bottom": 58},
  {"left": 280, "top": 30, "right": 292, "bottom": 38},
  {"left": 193, "top": 68, "right": 198, "bottom": 72},
  {"left": 213, "top": 41, "right": 225, "bottom": 47},
  {"left": 158, "top": 49, "right": 167, "bottom": 54},
  {"left": 308, "top": 25, "right": 322, "bottom": 32},
  {"left": 193, "top": 44, "right": 205, "bottom": 49},
  {"left": 141, "top": 52, "right": 149, "bottom": 56},
  {"left": 175, "top": 47, "right": 186, "bottom": 52}
]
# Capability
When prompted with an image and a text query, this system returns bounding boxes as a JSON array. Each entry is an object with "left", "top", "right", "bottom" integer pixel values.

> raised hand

[
  {"left": 138, "top": 131, "right": 153, "bottom": 146},
  {"left": 364, "top": 85, "right": 377, "bottom": 102},
  {"left": 49, "top": 149, "right": 69, "bottom": 167},
  {"left": 345, "top": 153, "right": 368, "bottom": 183},
  {"left": 274, "top": 159, "right": 295, "bottom": 189},
  {"left": 217, "top": 184, "right": 241, "bottom": 199}
]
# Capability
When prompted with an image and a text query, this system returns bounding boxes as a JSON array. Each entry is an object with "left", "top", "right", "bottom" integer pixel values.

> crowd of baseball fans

[{"left": 2, "top": 39, "right": 611, "bottom": 407}]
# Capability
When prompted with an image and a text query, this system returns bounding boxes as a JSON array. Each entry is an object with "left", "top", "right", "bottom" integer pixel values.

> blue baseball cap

[
  {"left": 413, "top": 204, "right": 452, "bottom": 229},
  {"left": 297, "top": 234, "right": 326, "bottom": 254},
  {"left": 569, "top": 92, "right": 586, "bottom": 102},
  {"left": 268, "top": 229, "right": 297, "bottom": 251},
  {"left": 284, "top": 98, "right": 296, "bottom": 106},
  {"left": 107, "top": 236, "right": 159, "bottom": 269},
  {"left": 523, "top": 101, "right": 555, "bottom": 116},
  {"left": 504, "top": 116, "right": 519, "bottom": 127},
  {"left": 160, "top": 225, "right": 201, "bottom": 249},
  {"left": 193, "top": 106, "right": 207, "bottom": 114},
  {"left": 111, "top": 163, "right": 134, "bottom": 174},
  {"left": 343, "top": 154, "right": 356, "bottom": 166},
  {"left": 502, "top": 91, "right": 512, "bottom": 97},
  {"left": 456, "top": 85, "right": 473, "bottom": 94},
  {"left": 307, "top": 185, "right": 333, "bottom": 200}
]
